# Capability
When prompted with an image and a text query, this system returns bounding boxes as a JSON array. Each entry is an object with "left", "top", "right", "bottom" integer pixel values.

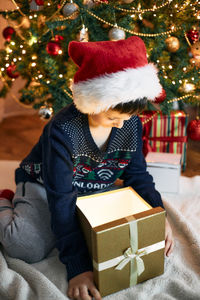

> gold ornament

[
  {"left": 62, "top": 2, "right": 79, "bottom": 19},
  {"left": 108, "top": 26, "right": 126, "bottom": 41},
  {"left": 189, "top": 41, "right": 200, "bottom": 68},
  {"left": 165, "top": 36, "right": 180, "bottom": 52},
  {"left": 178, "top": 81, "right": 196, "bottom": 93},
  {"left": 77, "top": 24, "right": 89, "bottom": 42}
]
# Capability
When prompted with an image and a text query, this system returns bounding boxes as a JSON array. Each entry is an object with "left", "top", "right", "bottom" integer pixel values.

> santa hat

[{"left": 68, "top": 36, "right": 164, "bottom": 114}]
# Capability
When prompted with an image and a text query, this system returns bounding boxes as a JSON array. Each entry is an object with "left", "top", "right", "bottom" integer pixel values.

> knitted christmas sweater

[{"left": 15, "top": 103, "right": 164, "bottom": 281}]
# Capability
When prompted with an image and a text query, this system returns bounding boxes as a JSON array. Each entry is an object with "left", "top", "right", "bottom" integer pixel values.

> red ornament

[
  {"left": 35, "top": 0, "right": 44, "bottom": 5},
  {"left": 187, "top": 29, "right": 199, "bottom": 44},
  {"left": 187, "top": 118, "right": 200, "bottom": 141},
  {"left": 154, "top": 88, "right": 166, "bottom": 104},
  {"left": 46, "top": 41, "right": 62, "bottom": 56},
  {"left": 2, "top": 26, "right": 15, "bottom": 42},
  {"left": 54, "top": 35, "right": 64, "bottom": 42},
  {"left": 6, "top": 64, "right": 20, "bottom": 78}
]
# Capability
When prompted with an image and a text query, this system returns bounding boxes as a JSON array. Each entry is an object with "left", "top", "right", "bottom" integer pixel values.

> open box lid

[
  {"left": 146, "top": 152, "right": 182, "bottom": 168},
  {"left": 76, "top": 187, "right": 152, "bottom": 228}
]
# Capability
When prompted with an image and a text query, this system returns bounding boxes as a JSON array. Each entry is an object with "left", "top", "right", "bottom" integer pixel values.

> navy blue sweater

[{"left": 15, "top": 103, "right": 164, "bottom": 281}]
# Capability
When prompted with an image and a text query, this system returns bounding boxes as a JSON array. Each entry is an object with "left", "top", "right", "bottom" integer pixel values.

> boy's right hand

[{"left": 67, "top": 271, "right": 102, "bottom": 300}]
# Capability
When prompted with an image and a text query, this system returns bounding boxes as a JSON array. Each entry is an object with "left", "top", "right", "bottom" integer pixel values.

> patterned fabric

[{"left": 20, "top": 107, "right": 138, "bottom": 193}]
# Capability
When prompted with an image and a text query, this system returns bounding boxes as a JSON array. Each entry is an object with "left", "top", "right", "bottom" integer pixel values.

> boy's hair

[{"left": 112, "top": 98, "right": 147, "bottom": 115}]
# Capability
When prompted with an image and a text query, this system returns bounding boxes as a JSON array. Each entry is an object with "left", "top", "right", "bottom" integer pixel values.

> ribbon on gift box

[
  {"left": 140, "top": 111, "right": 188, "bottom": 170},
  {"left": 142, "top": 120, "right": 187, "bottom": 158},
  {"left": 93, "top": 218, "right": 165, "bottom": 286}
]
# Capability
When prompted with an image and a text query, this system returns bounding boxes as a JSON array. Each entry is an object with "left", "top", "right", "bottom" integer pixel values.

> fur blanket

[{"left": 0, "top": 161, "right": 200, "bottom": 300}]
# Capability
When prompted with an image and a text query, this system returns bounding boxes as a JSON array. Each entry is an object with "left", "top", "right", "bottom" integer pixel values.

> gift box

[
  {"left": 146, "top": 152, "right": 182, "bottom": 194},
  {"left": 139, "top": 111, "right": 188, "bottom": 170},
  {"left": 76, "top": 187, "right": 165, "bottom": 297}
]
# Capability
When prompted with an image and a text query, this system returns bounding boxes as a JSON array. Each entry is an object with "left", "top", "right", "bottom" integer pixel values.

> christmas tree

[{"left": 0, "top": 0, "right": 199, "bottom": 139}]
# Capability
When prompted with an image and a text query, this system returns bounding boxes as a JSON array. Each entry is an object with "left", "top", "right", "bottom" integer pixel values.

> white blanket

[{"left": 0, "top": 161, "right": 200, "bottom": 300}]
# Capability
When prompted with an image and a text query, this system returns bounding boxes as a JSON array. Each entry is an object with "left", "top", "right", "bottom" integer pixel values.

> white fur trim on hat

[{"left": 72, "top": 63, "right": 162, "bottom": 114}]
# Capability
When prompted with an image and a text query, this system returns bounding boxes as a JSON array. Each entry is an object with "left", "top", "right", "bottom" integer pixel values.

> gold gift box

[{"left": 76, "top": 187, "right": 165, "bottom": 297}]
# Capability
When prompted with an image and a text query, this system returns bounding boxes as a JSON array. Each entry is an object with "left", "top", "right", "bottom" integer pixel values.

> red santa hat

[{"left": 68, "top": 36, "right": 164, "bottom": 114}]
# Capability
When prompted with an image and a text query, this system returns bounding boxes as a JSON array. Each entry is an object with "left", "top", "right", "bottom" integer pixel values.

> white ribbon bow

[{"left": 115, "top": 247, "right": 146, "bottom": 276}]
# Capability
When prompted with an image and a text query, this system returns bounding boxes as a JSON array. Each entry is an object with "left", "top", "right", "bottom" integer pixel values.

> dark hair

[{"left": 112, "top": 98, "right": 147, "bottom": 115}]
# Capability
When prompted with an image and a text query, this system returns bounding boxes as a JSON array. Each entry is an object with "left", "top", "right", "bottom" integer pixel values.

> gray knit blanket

[{"left": 0, "top": 161, "right": 200, "bottom": 300}]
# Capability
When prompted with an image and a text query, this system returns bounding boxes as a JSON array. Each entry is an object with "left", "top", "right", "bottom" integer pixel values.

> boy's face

[{"left": 88, "top": 109, "right": 132, "bottom": 129}]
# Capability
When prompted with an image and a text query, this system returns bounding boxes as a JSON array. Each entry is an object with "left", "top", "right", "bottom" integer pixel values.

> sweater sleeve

[
  {"left": 121, "top": 117, "right": 164, "bottom": 209},
  {"left": 42, "top": 121, "right": 93, "bottom": 281}
]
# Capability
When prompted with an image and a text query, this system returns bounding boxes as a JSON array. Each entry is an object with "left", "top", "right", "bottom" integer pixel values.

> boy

[{"left": 0, "top": 36, "right": 174, "bottom": 300}]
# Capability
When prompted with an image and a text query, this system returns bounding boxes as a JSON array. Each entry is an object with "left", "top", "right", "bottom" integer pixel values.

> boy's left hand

[{"left": 165, "top": 217, "right": 174, "bottom": 257}]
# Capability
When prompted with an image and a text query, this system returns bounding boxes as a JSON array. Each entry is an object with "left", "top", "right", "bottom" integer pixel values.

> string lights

[
  {"left": 113, "top": 0, "right": 173, "bottom": 13},
  {"left": 86, "top": 9, "right": 179, "bottom": 37},
  {"left": 94, "top": 0, "right": 173, "bottom": 13},
  {"left": 0, "top": 0, "right": 198, "bottom": 111}
]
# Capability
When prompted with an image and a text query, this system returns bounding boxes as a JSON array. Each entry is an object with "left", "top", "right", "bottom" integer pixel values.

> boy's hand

[
  {"left": 67, "top": 271, "right": 102, "bottom": 300},
  {"left": 165, "top": 217, "right": 174, "bottom": 257}
]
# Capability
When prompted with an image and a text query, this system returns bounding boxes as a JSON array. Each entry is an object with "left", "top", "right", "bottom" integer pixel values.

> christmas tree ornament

[
  {"left": 6, "top": 64, "right": 20, "bottom": 78},
  {"left": 83, "top": 0, "right": 96, "bottom": 8},
  {"left": 77, "top": 25, "right": 89, "bottom": 42},
  {"left": 189, "top": 41, "right": 200, "bottom": 68},
  {"left": 62, "top": 2, "right": 79, "bottom": 19},
  {"left": 46, "top": 41, "right": 62, "bottom": 56},
  {"left": 30, "top": 0, "right": 43, "bottom": 11},
  {"left": 35, "top": 0, "right": 44, "bottom": 5},
  {"left": 2, "top": 26, "right": 15, "bottom": 42},
  {"left": 178, "top": 81, "right": 196, "bottom": 93},
  {"left": 54, "top": 35, "right": 64, "bottom": 42},
  {"left": 165, "top": 36, "right": 180, "bottom": 52},
  {"left": 186, "top": 28, "right": 199, "bottom": 44},
  {"left": 187, "top": 117, "right": 200, "bottom": 141},
  {"left": 108, "top": 26, "right": 125, "bottom": 41},
  {"left": 38, "top": 105, "right": 53, "bottom": 119}
]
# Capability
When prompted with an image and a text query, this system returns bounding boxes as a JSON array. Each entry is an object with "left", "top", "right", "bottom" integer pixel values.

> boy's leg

[{"left": 0, "top": 181, "right": 55, "bottom": 263}]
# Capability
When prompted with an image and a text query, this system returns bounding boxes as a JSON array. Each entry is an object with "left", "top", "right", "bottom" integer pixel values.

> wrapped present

[
  {"left": 76, "top": 187, "right": 165, "bottom": 297},
  {"left": 146, "top": 152, "right": 182, "bottom": 194},
  {"left": 139, "top": 111, "right": 188, "bottom": 170}
]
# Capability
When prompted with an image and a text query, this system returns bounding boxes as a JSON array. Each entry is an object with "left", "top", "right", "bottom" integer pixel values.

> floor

[{"left": 0, "top": 113, "right": 200, "bottom": 177}]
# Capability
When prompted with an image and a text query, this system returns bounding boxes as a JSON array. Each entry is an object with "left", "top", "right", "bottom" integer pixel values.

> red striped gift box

[{"left": 139, "top": 111, "right": 188, "bottom": 170}]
